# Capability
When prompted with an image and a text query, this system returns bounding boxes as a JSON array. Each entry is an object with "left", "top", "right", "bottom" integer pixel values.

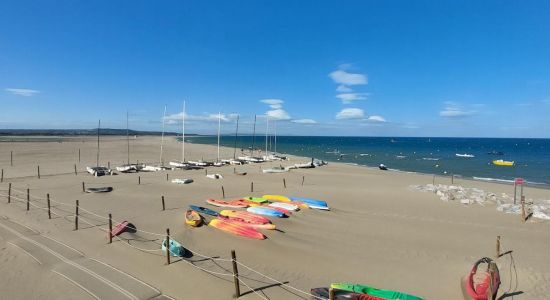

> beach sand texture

[{"left": 1, "top": 136, "right": 550, "bottom": 299}]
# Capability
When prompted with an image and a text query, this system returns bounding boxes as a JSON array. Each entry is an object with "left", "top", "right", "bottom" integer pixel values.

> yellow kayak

[
  {"left": 262, "top": 194, "right": 291, "bottom": 202},
  {"left": 492, "top": 159, "right": 514, "bottom": 166}
]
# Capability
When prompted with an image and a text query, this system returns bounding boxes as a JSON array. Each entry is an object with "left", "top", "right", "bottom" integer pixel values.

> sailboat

[
  {"left": 238, "top": 114, "right": 264, "bottom": 163},
  {"left": 213, "top": 112, "right": 225, "bottom": 167},
  {"left": 116, "top": 111, "right": 142, "bottom": 173},
  {"left": 86, "top": 120, "right": 113, "bottom": 176},
  {"left": 222, "top": 114, "right": 244, "bottom": 165},
  {"left": 169, "top": 102, "right": 191, "bottom": 169},
  {"left": 143, "top": 106, "right": 170, "bottom": 171}
]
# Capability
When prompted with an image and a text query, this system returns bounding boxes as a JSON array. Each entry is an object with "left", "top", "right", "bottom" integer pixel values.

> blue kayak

[
  {"left": 289, "top": 197, "right": 329, "bottom": 209},
  {"left": 247, "top": 206, "right": 285, "bottom": 218},
  {"left": 189, "top": 205, "right": 218, "bottom": 216},
  {"left": 162, "top": 239, "right": 186, "bottom": 257}
]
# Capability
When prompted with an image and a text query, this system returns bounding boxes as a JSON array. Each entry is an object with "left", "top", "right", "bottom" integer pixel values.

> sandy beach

[{"left": 1, "top": 136, "right": 549, "bottom": 299}]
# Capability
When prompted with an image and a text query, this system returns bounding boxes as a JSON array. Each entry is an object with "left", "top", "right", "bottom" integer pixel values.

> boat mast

[
  {"left": 274, "top": 120, "right": 277, "bottom": 153},
  {"left": 126, "top": 110, "right": 130, "bottom": 165},
  {"left": 233, "top": 114, "right": 239, "bottom": 159},
  {"left": 217, "top": 111, "right": 221, "bottom": 162},
  {"left": 251, "top": 115, "right": 257, "bottom": 156},
  {"left": 182, "top": 101, "right": 185, "bottom": 162},
  {"left": 265, "top": 116, "right": 269, "bottom": 156},
  {"left": 96, "top": 119, "right": 100, "bottom": 168},
  {"left": 160, "top": 105, "right": 166, "bottom": 166}
]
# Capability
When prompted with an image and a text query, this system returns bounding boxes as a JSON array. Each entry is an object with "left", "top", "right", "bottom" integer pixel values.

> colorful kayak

[
  {"left": 189, "top": 205, "right": 218, "bottom": 216},
  {"left": 243, "top": 196, "right": 268, "bottom": 203},
  {"left": 262, "top": 194, "right": 291, "bottom": 202},
  {"left": 268, "top": 202, "right": 299, "bottom": 211},
  {"left": 289, "top": 197, "right": 329, "bottom": 208},
  {"left": 208, "top": 218, "right": 266, "bottom": 239},
  {"left": 219, "top": 210, "right": 271, "bottom": 224},
  {"left": 206, "top": 198, "right": 248, "bottom": 208},
  {"left": 161, "top": 238, "right": 186, "bottom": 257},
  {"left": 260, "top": 205, "right": 291, "bottom": 215},
  {"left": 331, "top": 283, "right": 422, "bottom": 300},
  {"left": 247, "top": 206, "right": 285, "bottom": 218},
  {"left": 185, "top": 210, "right": 202, "bottom": 227},
  {"left": 461, "top": 257, "right": 500, "bottom": 300},
  {"left": 110, "top": 221, "right": 129, "bottom": 238},
  {"left": 217, "top": 216, "right": 276, "bottom": 230},
  {"left": 288, "top": 201, "right": 309, "bottom": 209},
  {"left": 492, "top": 159, "right": 514, "bottom": 166},
  {"left": 231, "top": 199, "right": 261, "bottom": 207},
  {"left": 311, "top": 288, "right": 384, "bottom": 300}
]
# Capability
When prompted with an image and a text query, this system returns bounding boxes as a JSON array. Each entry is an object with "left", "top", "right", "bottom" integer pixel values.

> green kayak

[
  {"left": 331, "top": 283, "right": 422, "bottom": 300},
  {"left": 243, "top": 196, "right": 268, "bottom": 203}
]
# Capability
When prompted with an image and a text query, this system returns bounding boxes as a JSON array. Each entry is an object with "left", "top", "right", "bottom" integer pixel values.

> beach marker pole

[
  {"left": 233, "top": 167, "right": 236, "bottom": 174},
  {"left": 302, "top": 175, "right": 305, "bottom": 186},
  {"left": 10, "top": 151, "right": 13, "bottom": 166},
  {"left": 108, "top": 214, "right": 113, "bottom": 244},
  {"left": 222, "top": 186, "right": 225, "bottom": 199},
  {"left": 451, "top": 174, "right": 454, "bottom": 184},
  {"left": 78, "top": 148, "right": 81, "bottom": 162},
  {"left": 329, "top": 288, "right": 335, "bottom": 300},
  {"left": 283, "top": 178, "right": 286, "bottom": 188},
  {"left": 47, "top": 194, "right": 51, "bottom": 219},
  {"left": 250, "top": 182, "right": 254, "bottom": 192},
  {"left": 26, "top": 188, "right": 30, "bottom": 211},
  {"left": 1, "top": 169, "right": 3, "bottom": 183},
  {"left": 432, "top": 174, "right": 435, "bottom": 186},
  {"left": 166, "top": 173, "right": 169, "bottom": 181},
  {"left": 165, "top": 228, "right": 171, "bottom": 265},
  {"left": 74, "top": 164, "right": 77, "bottom": 175},
  {"left": 138, "top": 176, "right": 141, "bottom": 185},
  {"left": 521, "top": 196, "right": 526, "bottom": 222},
  {"left": 75, "top": 200, "right": 79, "bottom": 230},
  {"left": 231, "top": 250, "right": 240, "bottom": 298},
  {"left": 82, "top": 182, "right": 85, "bottom": 193},
  {"left": 37, "top": 165, "right": 40, "bottom": 179},
  {"left": 513, "top": 182, "right": 517, "bottom": 204},
  {"left": 8, "top": 183, "right": 11, "bottom": 203},
  {"left": 496, "top": 236, "right": 500, "bottom": 258},
  {"left": 108, "top": 161, "right": 110, "bottom": 169},
  {"left": 162, "top": 196, "right": 165, "bottom": 211}
]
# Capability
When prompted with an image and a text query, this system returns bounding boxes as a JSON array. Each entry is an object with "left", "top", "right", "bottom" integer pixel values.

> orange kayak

[
  {"left": 217, "top": 216, "right": 276, "bottom": 230},
  {"left": 209, "top": 219, "right": 266, "bottom": 239},
  {"left": 185, "top": 210, "right": 202, "bottom": 227},
  {"left": 219, "top": 210, "right": 271, "bottom": 224},
  {"left": 206, "top": 198, "right": 248, "bottom": 208}
]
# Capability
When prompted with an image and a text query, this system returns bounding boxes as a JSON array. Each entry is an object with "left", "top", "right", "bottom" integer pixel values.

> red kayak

[
  {"left": 206, "top": 198, "right": 248, "bottom": 208},
  {"left": 461, "top": 257, "right": 500, "bottom": 300},
  {"left": 110, "top": 221, "right": 129, "bottom": 238},
  {"left": 219, "top": 210, "right": 271, "bottom": 224},
  {"left": 209, "top": 218, "right": 266, "bottom": 239},
  {"left": 217, "top": 216, "right": 276, "bottom": 230}
]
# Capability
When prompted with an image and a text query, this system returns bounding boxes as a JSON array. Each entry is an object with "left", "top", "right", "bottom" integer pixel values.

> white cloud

[
  {"left": 336, "top": 108, "right": 364, "bottom": 120},
  {"left": 336, "top": 85, "right": 352, "bottom": 93},
  {"left": 291, "top": 119, "right": 317, "bottom": 124},
  {"left": 260, "top": 99, "right": 284, "bottom": 109},
  {"left": 367, "top": 115, "right": 386, "bottom": 122},
  {"left": 336, "top": 93, "right": 368, "bottom": 104},
  {"left": 266, "top": 109, "right": 291, "bottom": 120},
  {"left": 329, "top": 70, "right": 367, "bottom": 86},
  {"left": 439, "top": 102, "right": 477, "bottom": 118},
  {"left": 164, "top": 112, "right": 238, "bottom": 124},
  {"left": 5, "top": 88, "right": 40, "bottom": 96}
]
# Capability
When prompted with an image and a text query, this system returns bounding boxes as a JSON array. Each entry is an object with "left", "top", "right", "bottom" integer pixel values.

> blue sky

[{"left": 1, "top": 1, "right": 549, "bottom": 137}]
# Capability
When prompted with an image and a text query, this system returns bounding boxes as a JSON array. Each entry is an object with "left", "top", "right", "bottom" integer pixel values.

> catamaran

[
  {"left": 86, "top": 120, "right": 113, "bottom": 176},
  {"left": 169, "top": 101, "right": 191, "bottom": 169},
  {"left": 143, "top": 105, "right": 170, "bottom": 171},
  {"left": 237, "top": 114, "right": 264, "bottom": 163},
  {"left": 116, "top": 111, "right": 142, "bottom": 173}
]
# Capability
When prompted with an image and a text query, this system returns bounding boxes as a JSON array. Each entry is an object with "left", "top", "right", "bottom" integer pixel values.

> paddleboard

[
  {"left": 243, "top": 196, "right": 268, "bottom": 203},
  {"left": 289, "top": 197, "right": 329, "bottom": 208},
  {"left": 209, "top": 219, "right": 266, "bottom": 239}
]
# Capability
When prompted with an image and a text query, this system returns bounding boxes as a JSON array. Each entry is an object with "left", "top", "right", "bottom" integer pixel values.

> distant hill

[{"left": 0, "top": 129, "right": 196, "bottom": 136}]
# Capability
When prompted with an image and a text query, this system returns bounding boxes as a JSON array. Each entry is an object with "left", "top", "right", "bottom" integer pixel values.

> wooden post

[
  {"left": 233, "top": 167, "right": 236, "bottom": 174},
  {"left": 496, "top": 236, "right": 500, "bottom": 258},
  {"left": 82, "top": 182, "right": 85, "bottom": 193},
  {"left": 250, "top": 182, "right": 254, "bottom": 192},
  {"left": 521, "top": 196, "right": 526, "bottom": 222},
  {"left": 1, "top": 169, "right": 3, "bottom": 183},
  {"left": 47, "top": 193, "right": 51, "bottom": 219},
  {"left": 162, "top": 196, "right": 165, "bottom": 211},
  {"left": 513, "top": 182, "right": 517, "bottom": 204},
  {"left": 138, "top": 176, "right": 141, "bottom": 185},
  {"left": 222, "top": 186, "right": 226, "bottom": 199},
  {"left": 488, "top": 262, "right": 496, "bottom": 299},
  {"left": 205, "top": 169, "right": 208, "bottom": 175},
  {"left": 74, "top": 164, "right": 77, "bottom": 175},
  {"left": 166, "top": 173, "right": 169, "bottom": 181},
  {"left": 78, "top": 148, "right": 81, "bottom": 162},
  {"left": 451, "top": 174, "right": 454, "bottom": 184},
  {"left": 231, "top": 250, "right": 241, "bottom": 298},
  {"left": 7, "top": 183, "right": 11, "bottom": 203},
  {"left": 108, "top": 161, "right": 110, "bottom": 169},
  {"left": 329, "top": 288, "right": 335, "bottom": 300},
  {"left": 108, "top": 214, "right": 113, "bottom": 244},
  {"left": 26, "top": 188, "right": 30, "bottom": 211},
  {"left": 283, "top": 178, "right": 286, "bottom": 188},
  {"left": 165, "top": 228, "right": 171, "bottom": 265},
  {"left": 10, "top": 151, "right": 13, "bottom": 166},
  {"left": 302, "top": 175, "right": 305, "bottom": 186},
  {"left": 74, "top": 200, "right": 79, "bottom": 230},
  {"left": 37, "top": 165, "right": 40, "bottom": 179},
  {"left": 432, "top": 174, "right": 435, "bottom": 185}
]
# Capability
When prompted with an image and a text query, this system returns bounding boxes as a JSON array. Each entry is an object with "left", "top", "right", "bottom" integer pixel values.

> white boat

[
  {"left": 222, "top": 159, "right": 244, "bottom": 165},
  {"left": 86, "top": 166, "right": 112, "bottom": 176},
  {"left": 262, "top": 167, "right": 289, "bottom": 173},
  {"left": 238, "top": 156, "right": 264, "bottom": 163},
  {"left": 171, "top": 178, "right": 193, "bottom": 184},
  {"left": 116, "top": 164, "right": 142, "bottom": 172},
  {"left": 141, "top": 165, "right": 168, "bottom": 172},
  {"left": 143, "top": 105, "right": 168, "bottom": 171},
  {"left": 169, "top": 102, "right": 188, "bottom": 169},
  {"left": 188, "top": 160, "right": 209, "bottom": 167},
  {"left": 294, "top": 162, "right": 315, "bottom": 169},
  {"left": 206, "top": 174, "right": 223, "bottom": 179},
  {"left": 456, "top": 153, "right": 475, "bottom": 158},
  {"left": 213, "top": 161, "right": 225, "bottom": 167}
]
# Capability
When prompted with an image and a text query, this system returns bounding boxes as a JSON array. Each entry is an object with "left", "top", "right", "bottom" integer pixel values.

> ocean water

[{"left": 185, "top": 136, "right": 550, "bottom": 186}]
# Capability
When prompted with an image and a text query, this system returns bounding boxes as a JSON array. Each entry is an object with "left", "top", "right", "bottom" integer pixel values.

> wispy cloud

[
  {"left": 164, "top": 112, "right": 238, "bottom": 124},
  {"left": 439, "top": 102, "right": 477, "bottom": 118},
  {"left": 336, "top": 85, "right": 353, "bottom": 93},
  {"left": 291, "top": 119, "right": 317, "bottom": 124},
  {"left": 5, "top": 88, "right": 40, "bottom": 96},
  {"left": 329, "top": 70, "right": 367, "bottom": 86},
  {"left": 260, "top": 99, "right": 284, "bottom": 109},
  {"left": 336, "top": 93, "right": 368, "bottom": 104},
  {"left": 336, "top": 108, "right": 364, "bottom": 120},
  {"left": 367, "top": 115, "right": 386, "bottom": 122},
  {"left": 266, "top": 109, "right": 291, "bottom": 120}
]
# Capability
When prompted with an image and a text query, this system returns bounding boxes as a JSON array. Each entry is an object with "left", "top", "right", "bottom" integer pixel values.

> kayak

[
  {"left": 189, "top": 205, "right": 218, "bottom": 217},
  {"left": 331, "top": 283, "right": 423, "bottom": 300},
  {"left": 247, "top": 206, "right": 285, "bottom": 218},
  {"left": 206, "top": 198, "right": 248, "bottom": 208},
  {"left": 289, "top": 197, "right": 328, "bottom": 208},
  {"left": 243, "top": 196, "right": 268, "bottom": 203},
  {"left": 161, "top": 238, "right": 186, "bottom": 257},
  {"left": 268, "top": 202, "right": 299, "bottom": 211},
  {"left": 219, "top": 210, "right": 271, "bottom": 224},
  {"left": 185, "top": 210, "right": 202, "bottom": 227},
  {"left": 86, "top": 187, "right": 113, "bottom": 193},
  {"left": 230, "top": 199, "right": 261, "bottom": 207},
  {"left": 171, "top": 178, "right": 193, "bottom": 184},
  {"left": 217, "top": 216, "right": 276, "bottom": 230},
  {"left": 208, "top": 218, "right": 266, "bottom": 239},
  {"left": 110, "top": 221, "right": 129, "bottom": 238},
  {"left": 461, "top": 257, "right": 500, "bottom": 300},
  {"left": 288, "top": 201, "right": 309, "bottom": 209},
  {"left": 260, "top": 205, "right": 291, "bottom": 215},
  {"left": 492, "top": 159, "right": 514, "bottom": 166},
  {"left": 311, "top": 288, "right": 384, "bottom": 300},
  {"left": 262, "top": 194, "right": 291, "bottom": 202}
]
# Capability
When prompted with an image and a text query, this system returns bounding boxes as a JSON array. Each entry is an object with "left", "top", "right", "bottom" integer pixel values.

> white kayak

[
  {"left": 206, "top": 174, "right": 223, "bottom": 179},
  {"left": 268, "top": 202, "right": 299, "bottom": 211},
  {"left": 171, "top": 178, "right": 193, "bottom": 184}
]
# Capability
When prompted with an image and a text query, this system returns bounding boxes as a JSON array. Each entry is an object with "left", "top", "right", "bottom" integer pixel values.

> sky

[{"left": 1, "top": 1, "right": 550, "bottom": 137}]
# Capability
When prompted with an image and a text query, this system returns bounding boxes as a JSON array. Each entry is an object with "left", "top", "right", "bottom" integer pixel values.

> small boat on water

[
  {"left": 492, "top": 159, "right": 514, "bottom": 166},
  {"left": 456, "top": 153, "right": 475, "bottom": 158},
  {"left": 379, "top": 164, "right": 388, "bottom": 171},
  {"left": 185, "top": 210, "right": 202, "bottom": 227}
]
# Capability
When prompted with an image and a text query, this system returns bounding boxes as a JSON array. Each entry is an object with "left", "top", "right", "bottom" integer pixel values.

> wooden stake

[
  {"left": 432, "top": 174, "right": 435, "bottom": 185},
  {"left": 10, "top": 151, "right": 13, "bottom": 166},
  {"left": 205, "top": 169, "right": 208, "bottom": 175},
  {"left": 496, "top": 236, "right": 501, "bottom": 258},
  {"left": 162, "top": 196, "right": 165, "bottom": 211},
  {"left": 108, "top": 214, "right": 113, "bottom": 244},
  {"left": 488, "top": 262, "right": 496, "bottom": 299},
  {"left": 222, "top": 186, "right": 225, "bottom": 199},
  {"left": 165, "top": 228, "right": 171, "bottom": 265},
  {"left": 8, "top": 183, "right": 11, "bottom": 203},
  {"left": 47, "top": 193, "right": 51, "bottom": 219},
  {"left": 138, "top": 176, "right": 141, "bottom": 185},
  {"left": 74, "top": 200, "right": 79, "bottom": 230},
  {"left": 283, "top": 178, "right": 286, "bottom": 188},
  {"left": 451, "top": 174, "right": 454, "bottom": 184},
  {"left": 26, "top": 188, "right": 30, "bottom": 211},
  {"left": 329, "top": 288, "right": 335, "bottom": 300},
  {"left": 108, "top": 161, "right": 110, "bottom": 169},
  {"left": 166, "top": 173, "right": 169, "bottom": 181},
  {"left": 233, "top": 167, "right": 236, "bottom": 174},
  {"left": 231, "top": 250, "right": 241, "bottom": 298},
  {"left": 521, "top": 196, "right": 526, "bottom": 222},
  {"left": 78, "top": 148, "right": 81, "bottom": 162},
  {"left": 74, "top": 164, "right": 77, "bottom": 175},
  {"left": 302, "top": 175, "right": 305, "bottom": 186},
  {"left": 82, "top": 182, "right": 85, "bottom": 193},
  {"left": 37, "top": 165, "right": 40, "bottom": 179},
  {"left": 250, "top": 182, "right": 254, "bottom": 192},
  {"left": 1, "top": 169, "right": 3, "bottom": 183}
]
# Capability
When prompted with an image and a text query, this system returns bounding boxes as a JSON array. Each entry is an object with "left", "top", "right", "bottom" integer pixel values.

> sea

[{"left": 184, "top": 136, "right": 550, "bottom": 187}]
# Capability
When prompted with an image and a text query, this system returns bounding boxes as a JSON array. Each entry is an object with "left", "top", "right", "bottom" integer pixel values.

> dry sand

[{"left": 1, "top": 136, "right": 549, "bottom": 299}]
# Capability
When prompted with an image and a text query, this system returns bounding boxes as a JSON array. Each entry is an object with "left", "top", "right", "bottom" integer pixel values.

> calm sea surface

[{"left": 185, "top": 136, "right": 550, "bottom": 186}]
